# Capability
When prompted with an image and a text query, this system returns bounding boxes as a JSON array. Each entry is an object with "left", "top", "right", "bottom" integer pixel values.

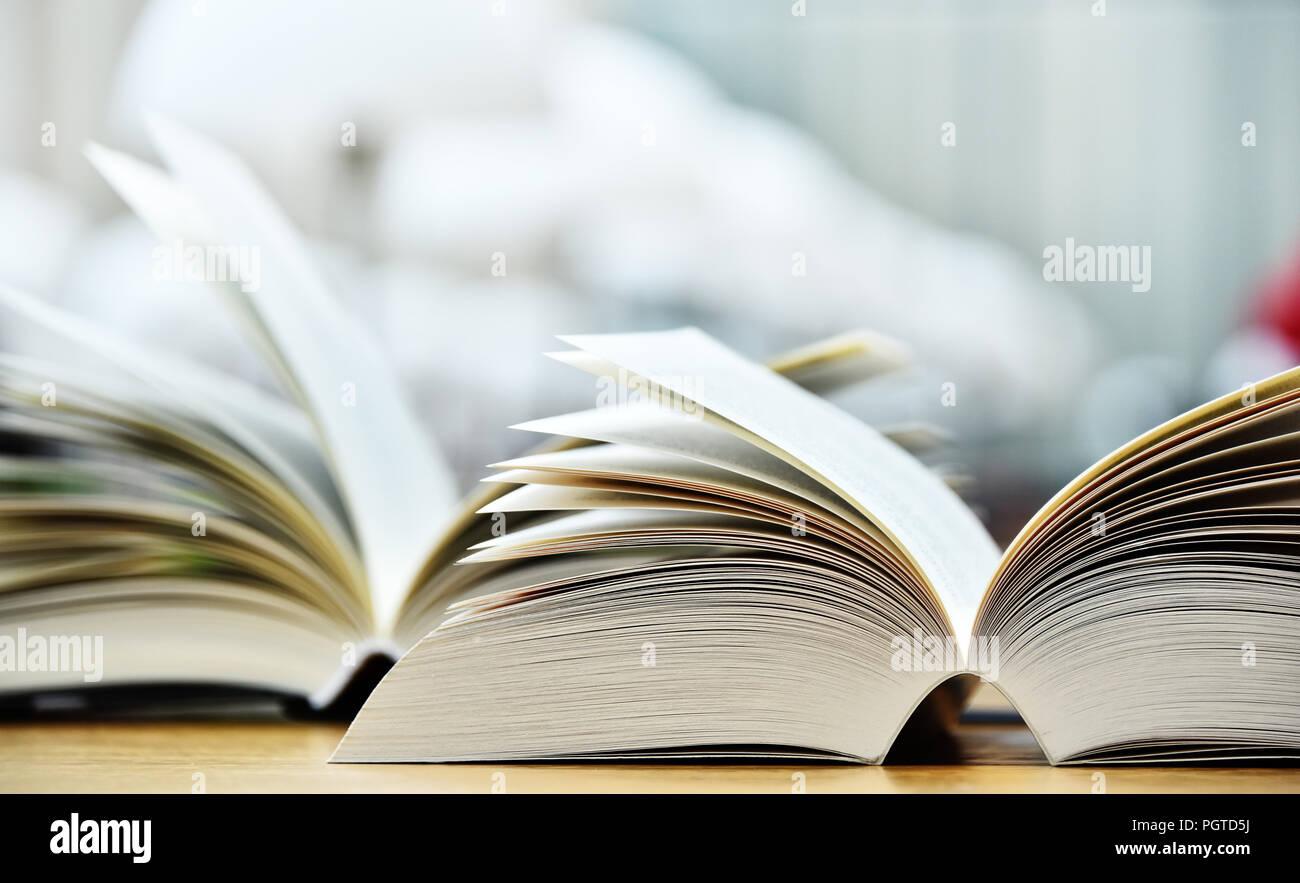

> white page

[
  {"left": 0, "top": 284, "right": 353, "bottom": 554},
  {"left": 86, "top": 120, "right": 457, "bottom": 632},
  {"left": 495, "top": 424, "right": 881, "bottom": 536},
  {"left": 556, "top": 328, "right": 1000, "bottom": 646},
  {"left": 83, "top": 142, "right": 292, "bottom": 382}
]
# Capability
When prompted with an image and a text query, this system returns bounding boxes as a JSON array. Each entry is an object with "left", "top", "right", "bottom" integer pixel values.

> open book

[
  {"left": 333, "top": 328, "right": 1300, "bottom": 764},
  {"left": 0, "top": 121, "right": 924, "bottom": 712},
  {"left": 5, "top": 122, "right": 1299, "bottom": 765}
]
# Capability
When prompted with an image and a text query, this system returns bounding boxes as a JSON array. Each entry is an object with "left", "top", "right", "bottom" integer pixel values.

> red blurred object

[{"left": 1258, "top": 246, "right": 1300, "bottom": 357}]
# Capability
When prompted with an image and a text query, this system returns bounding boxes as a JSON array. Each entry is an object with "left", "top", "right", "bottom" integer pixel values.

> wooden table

[{"left": 2, "top": 720, "right": 1297, "bottom": 793}]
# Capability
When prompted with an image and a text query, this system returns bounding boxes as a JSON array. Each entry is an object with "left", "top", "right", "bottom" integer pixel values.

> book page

[
  {"left": 763, "top": 329, "right": 911, "bottom": 395},
  {"left": 390, "top": 330, "right": 925, "bottom": 632},
  {"left": 555, "top": 328, "right": 1000, "bottom": 646},
  {"left": 86, "top": 120, "right": 458, "bottom": 632},
  {"left": 0, "top": 285, "right": 346, "bottom": 516},
  {"left": 508, "top": 409, "right": 880, "bottom": 533},
  {"left": 988, "top": 365, "right": 1300, "bottom": 597}
]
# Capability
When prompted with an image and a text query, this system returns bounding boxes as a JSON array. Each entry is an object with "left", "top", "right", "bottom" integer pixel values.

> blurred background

[{"left": 1, "top": 0, "right": 1298, "bottom": 543}]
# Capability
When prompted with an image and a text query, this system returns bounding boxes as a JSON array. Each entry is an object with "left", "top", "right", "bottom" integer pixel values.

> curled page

[
  {"left": 87, "top": 119, "right": 457, "bottom": 633},
  {"left": 556, "top": 328, "right": 1000, "bottom": 646}
]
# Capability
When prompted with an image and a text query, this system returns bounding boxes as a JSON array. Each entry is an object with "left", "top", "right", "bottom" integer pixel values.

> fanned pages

[
  {"left": 552, "top": 329, "right": 1001, "bottom": 643},
  {"left": 86, "top": 119, "right": 457, "bottom": 632},
  {"left": 978, "top": 369, "right": 1300, "bottom": 762},
  {"left": 0, "top": 287, "right": 370, "bottom": 705}
]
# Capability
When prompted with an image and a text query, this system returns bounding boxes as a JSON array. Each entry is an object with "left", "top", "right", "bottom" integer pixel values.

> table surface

[{"left": 2, "top": 720, "right": 1298, "bottom": 793}]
